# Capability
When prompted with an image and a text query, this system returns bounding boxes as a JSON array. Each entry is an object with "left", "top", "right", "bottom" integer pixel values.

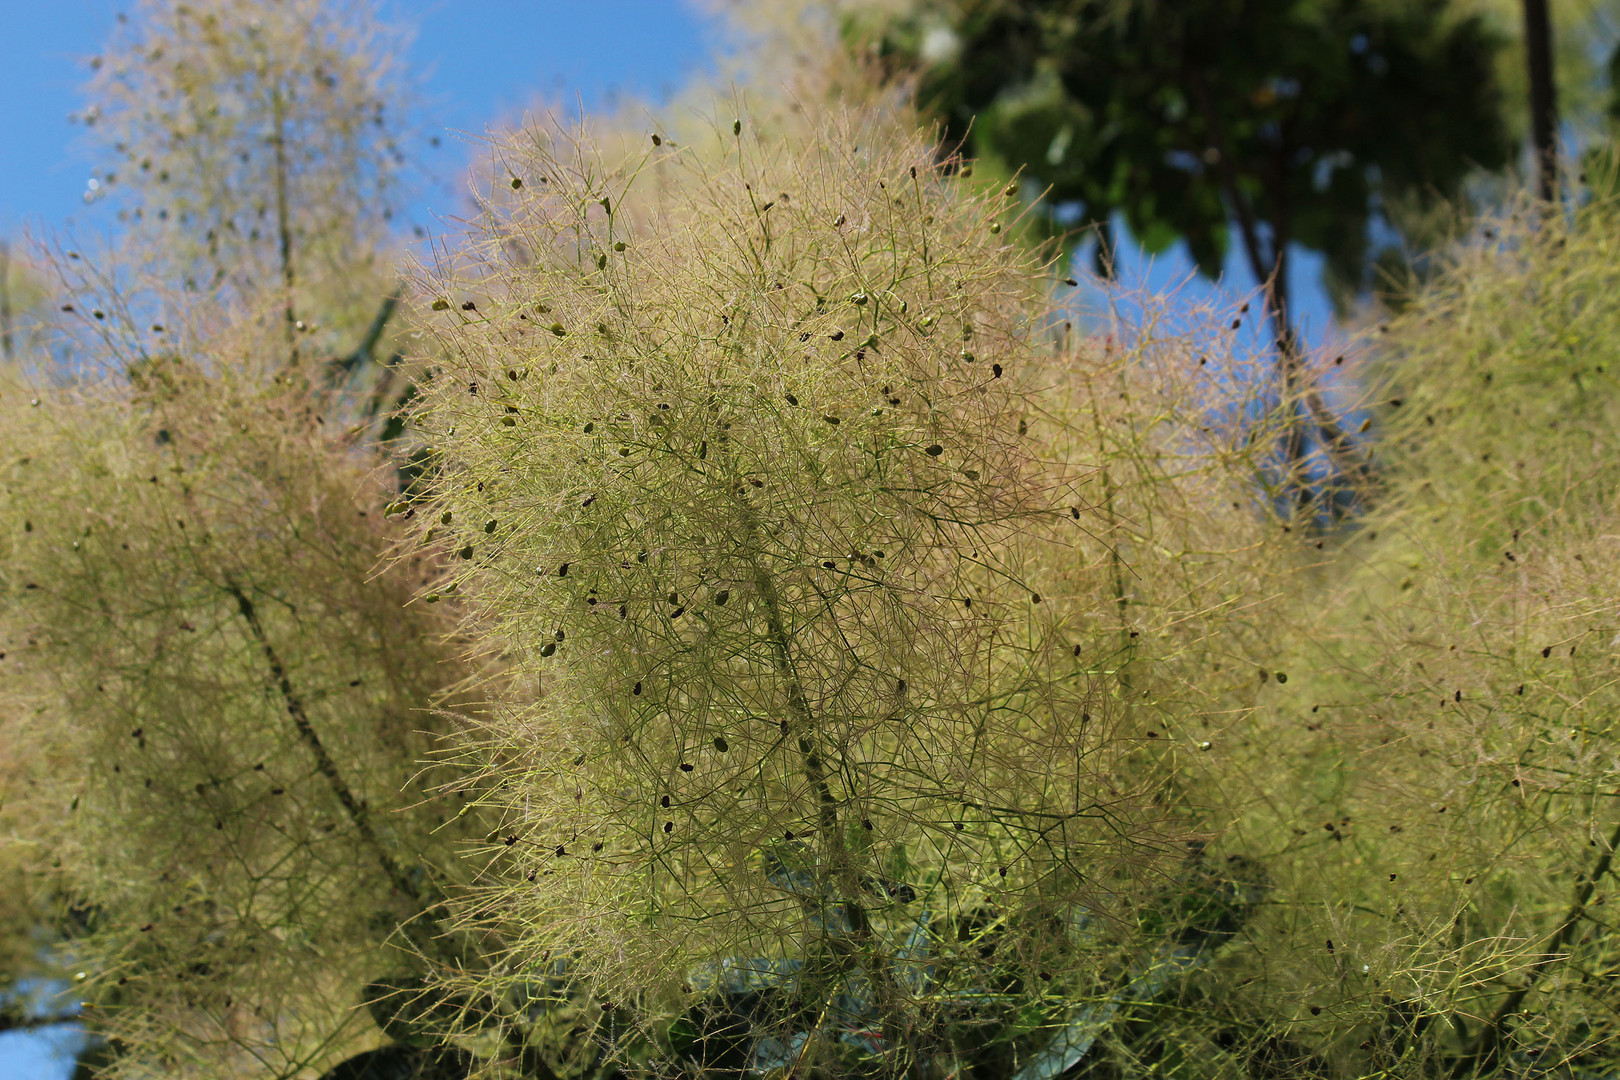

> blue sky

[{"left": 0, "top": 0, "right": 722, "bottom": 237}]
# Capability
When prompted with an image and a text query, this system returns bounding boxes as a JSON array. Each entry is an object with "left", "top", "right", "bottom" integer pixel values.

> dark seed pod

[
  {"left": 484, "top": 519, "right": 497, "bottom": 534},
  {"left": 540, "top": 642, "right": 556, "bottom": 657},
  {"left": 679, "top": 763, "right": 694, "bottom": 772},
  {"left": 713, "top": 589, "right": 729, "bottom": 606},
  {"left": 459, "top": 545, "right": 473, "bottom": 560},
  {"left": 925, "top": 444, "right": 943, "bottom": 457},
  {"left": 510, "top": 177, "right": 523, "bottom": 189},
  {"left": 713, "top": 736, "right": 729, "bottom": 753}
]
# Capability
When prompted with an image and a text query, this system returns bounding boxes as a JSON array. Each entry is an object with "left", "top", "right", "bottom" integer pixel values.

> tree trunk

[{"left": 1523, "top": 0, "right": 1558, "bottom": 200}]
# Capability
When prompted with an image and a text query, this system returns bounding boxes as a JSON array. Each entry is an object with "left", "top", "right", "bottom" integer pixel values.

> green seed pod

[
  {"left": 596, "top": 253, "right": 607, "bottom": 270},
  {"left": 459, "top": 545, "right": 474, "bottom": 560},
  {"left": 484, "top": 519, "right": 498, "bottom": 534},
  {"left": 540, "top": 642, "right": 556, "bottom": 657},
  {"left": 989, "top": 222, "right": 1002, "bottom": 234},
  {"left": 510, "top": 177, "right": 523, "bottom": 189},
  {"left": 550, "top": 323, "right": 567, "bottom": 336},
  {"left": 732, "top": 118, "right": 741, "bottom": 136},
  {"left": 440, "top": 511, "right": 453, "bottom": 525},
  {"left": 430, "top": 298, "right": 450, "bottom": 311},
  {"left": 614, "top": 241, "right": 627, "bottom": 252}
]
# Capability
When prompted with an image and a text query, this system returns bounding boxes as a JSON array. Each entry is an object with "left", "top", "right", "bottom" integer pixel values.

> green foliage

[{"left": 859, "top": 0, "right": 1510, "bottom": 312}]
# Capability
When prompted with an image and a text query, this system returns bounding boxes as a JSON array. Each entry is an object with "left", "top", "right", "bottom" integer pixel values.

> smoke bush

[
  {"left": 0, "top": 321, "right": 485, "bottom": 1075},
  {"left": 402, "top": 95, "right": 1303, "bottom": 1076}
]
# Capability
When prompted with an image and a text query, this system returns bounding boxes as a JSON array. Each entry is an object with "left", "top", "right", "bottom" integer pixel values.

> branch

[
  {"left": 225, "top": 579, "right": 422, "bottom": 904},
  {"left": 0, "top": 1008, "right": 82, "bottom": 1034},
  {"left": 1460, "top": 817, "right": 1620, "bottom": 1076}
]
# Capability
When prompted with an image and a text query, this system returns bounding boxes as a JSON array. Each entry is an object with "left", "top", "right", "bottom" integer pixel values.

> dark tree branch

[
  {"left": 1522, "top": 0, "right": 1559, "bottom": 202},
  {"left": 0, "top": 239, "right": 14, "bottom": 363},
  {"left": 0, "top": 1008, "right": 81, "bottom": 1034},
  {"left": 348, "top": 291, "right": 400, "bottom": 372},
  {"left": 270, "top": 89, "right": 299, "bottom": 362},
  {"left": 225, "top": 579, "right": 422, "bottom": 904}
]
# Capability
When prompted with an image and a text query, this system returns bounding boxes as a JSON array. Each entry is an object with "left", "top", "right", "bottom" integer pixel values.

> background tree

[
  {"left": 860, "top": 1, "right": 1509, "bottom": 310},
  {"left": 855, "top": 0, "right": 1510, "bottom": 509},
  {"left": 1522, "top": 0, "right": 1559, "bottom": 199}
]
